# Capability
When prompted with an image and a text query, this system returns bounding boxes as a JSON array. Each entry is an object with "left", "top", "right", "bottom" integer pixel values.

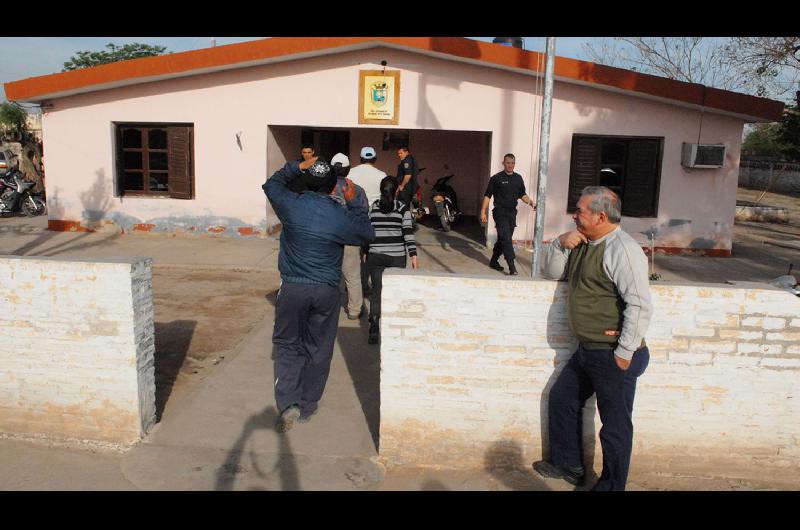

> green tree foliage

[
  {"left": 742, "top": 105, "right": 800, "bottom": 159},
  {"left": 776, "top": 105, "right": 800, "bottom": 159},
  {"left": 63, "top": 43, "right": 168, "bottom": 71},
  {"left": 0, "top": 101, "right": 28, "bottom": 140},
  {"left": 0, "top": 101, "right": 28, "bottom": 135},
  {"left": 741, "top": 123, "right": 785, "bottom": 157}
]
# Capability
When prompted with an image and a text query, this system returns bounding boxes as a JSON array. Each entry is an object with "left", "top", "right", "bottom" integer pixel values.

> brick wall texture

[
  {"left": 379, "top": 271, "right": 800, "bottom": 481},
  {"left": 0, "top": 256, "right": 156, "bottom": 445}
]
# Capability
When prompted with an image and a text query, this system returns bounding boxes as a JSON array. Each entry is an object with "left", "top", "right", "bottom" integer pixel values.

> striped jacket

[{"left": 368, "top": 200, "right": 417, "bottom": 258}]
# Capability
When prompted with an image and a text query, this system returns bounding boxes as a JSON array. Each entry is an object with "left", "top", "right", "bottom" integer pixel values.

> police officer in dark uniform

[
  {"left": 480, "top": 153, "right": 535, "bottom": 276},
  {"left": 395, "top": 145, "right": 419, "bottom": 210}
]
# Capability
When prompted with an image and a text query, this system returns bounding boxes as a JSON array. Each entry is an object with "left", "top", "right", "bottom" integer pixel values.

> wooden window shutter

[
  {"left": 115, "top": 126, "right": 124, "bottom": 196},
  {"left": 168, "top": 126, "right": 193, "bottom": 199},
  {"left": 567, "top": 135, "right": 601, "bottom": 213},
  {"left": 621, "top": 138, "right": 661, "bottom": 217}
]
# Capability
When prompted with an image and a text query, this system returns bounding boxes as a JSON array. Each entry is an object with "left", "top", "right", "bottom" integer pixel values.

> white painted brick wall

[
  {"left": 0, "top": 256, "right": 155, "bottom": 445},
  {"left": 379, "top": 271, "right": 800, "bottom": 480}
]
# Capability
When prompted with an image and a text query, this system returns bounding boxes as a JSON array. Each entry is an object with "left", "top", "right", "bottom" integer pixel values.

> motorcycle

[
  {"left": 429, "top": 173, "right": 461, "bottom": 232},
  {"left": 0, "top": 167, "right": 47, "bottom": 217},
  {"left": 408, "top": 167, "right": 428, "bottom": 231}
]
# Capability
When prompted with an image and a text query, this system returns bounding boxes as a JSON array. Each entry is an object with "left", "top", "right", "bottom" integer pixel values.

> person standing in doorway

[
  {"left": 532, "top": 186, "right": 652, "bottom": 491},
  {"left": 395, "top": 146, "right": 419, "bottom": 210},
  {"left": 288, "top": 142, "right": 318, "bottom": 193},
  {"left": 479, "top": 153, "right": 535, "bottom": 276},
  {"left": 298, "top": 142, "right": 316, "bottom": 163},
  {"left": 366, "top": 176, "right": 418, "bottom": 345},
  {"left": 263, "top": 156, "right": 374, "bottom": 433}
]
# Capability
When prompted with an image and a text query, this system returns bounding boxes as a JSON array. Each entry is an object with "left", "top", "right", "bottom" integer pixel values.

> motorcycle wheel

[
  {"left": 436, "top": 201, "right": 450, "bottom": 232},
  {"left": 22, "top": 197, "right": 46, "bottom": 217}
]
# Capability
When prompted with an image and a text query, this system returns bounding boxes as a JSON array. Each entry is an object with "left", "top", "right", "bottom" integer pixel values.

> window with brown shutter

[
  {"left": 566, "top": 134, "right": 663, "bottom": 218},
  {"left": 114, "top": 122, "right": 194, "bottom": 199}
]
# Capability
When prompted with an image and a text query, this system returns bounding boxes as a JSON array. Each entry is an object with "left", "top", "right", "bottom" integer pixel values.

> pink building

[{"left": 5, "top": 37, "right": 783, "bottom": 255}]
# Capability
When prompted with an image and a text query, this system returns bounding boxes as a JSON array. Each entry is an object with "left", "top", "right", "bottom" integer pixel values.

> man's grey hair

[{"left": 581, "top": 186, "right": 622, "bottom": 223}]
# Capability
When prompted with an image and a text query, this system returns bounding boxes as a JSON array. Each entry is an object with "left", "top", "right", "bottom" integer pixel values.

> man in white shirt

[
  {"left": 347, "top": 147, "right": 386, "bottom": 208},
  {"left": 346, "top": 147, "right": 388, "bottom": 299}
]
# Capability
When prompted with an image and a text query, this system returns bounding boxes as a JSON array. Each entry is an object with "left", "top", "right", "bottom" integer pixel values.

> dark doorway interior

[{"left": 301, "top": 127, "right": 350, "bottom": 162}]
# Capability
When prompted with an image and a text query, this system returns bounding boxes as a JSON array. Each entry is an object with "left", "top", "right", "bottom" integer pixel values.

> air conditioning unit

[{"left": 682, "top": 143, "right": 726, "bottom": 169}]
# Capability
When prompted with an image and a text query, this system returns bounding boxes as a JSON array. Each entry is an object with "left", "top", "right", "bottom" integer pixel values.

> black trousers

[
  {"left": 272, "top": 282, "right": 340, "bottom": 416},
  {"left": 492, "top": 209, "right": 517, "bottom": 263},
  {"left": 367, "top": 253, "right": 406, "bottom": 320},
  {"left": 547, "top": 344, "right": 650, "bottom": 491},
  {"left": 397, "top": 186, "right": 415, "bottom": 211}
]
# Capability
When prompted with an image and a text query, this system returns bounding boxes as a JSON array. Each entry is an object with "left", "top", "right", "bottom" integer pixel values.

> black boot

[
  {"left": 508, "top": 260, "right": 518, "bottom": 276},
  {"left": 489, "top": 249, "right": 504, "bottom": 272},
  {"left": 368, "top": 317, "right": 380, "bottom": 344}
]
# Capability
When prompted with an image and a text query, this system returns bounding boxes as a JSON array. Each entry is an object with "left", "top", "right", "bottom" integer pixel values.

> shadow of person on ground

[
  {"left": 153, "top": 320, "right": 197, "bottom": 422},
  {"left": 484, "top": 440, "right": 551, "bottom": 491},
  {"left": 265, "top": 287, "right": 279, "bottom": 307},
  {"left": 215, "top": 406, "right": 300, "bottom": 491},
  {"left": 336, "top": 324, "right": 381, "bottom": 452}
]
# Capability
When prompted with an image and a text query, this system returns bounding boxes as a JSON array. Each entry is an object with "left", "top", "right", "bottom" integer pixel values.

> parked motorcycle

[
  {"left": 429, "top": 173, "right": 461, "bottom": 232},
  {"left": 0, "top": 167, "right": 47, "bottom": 217},
  {"left": 406, "top": 167, "right": 462, "bottom": 232},
  {"left": 408, "top": 167, "right": 428, "bottom": 231}
]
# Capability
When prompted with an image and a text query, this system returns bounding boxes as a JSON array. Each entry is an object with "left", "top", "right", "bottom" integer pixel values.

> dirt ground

[{"left": 151, "top": 266, "right": 280, "bottom": 420}]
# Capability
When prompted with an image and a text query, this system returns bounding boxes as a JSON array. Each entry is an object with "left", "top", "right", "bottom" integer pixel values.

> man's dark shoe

[
  {"left": 532, "top": 460, "right": 585, "bottom": 486},
  {"left": 508, "top": 262, "right": 518, "bottom": 276},
  {"left": 489, "top": 260, "right": 504, "bottom": 272},
  {"left": 368, "top": 317, "right": 380, "bottom": 344},
  {"left": 297, "top": 409, "right": 317, "bottom": 424},
  {"left": 276, "top": 405, "right": 301, "bottom": 433}
]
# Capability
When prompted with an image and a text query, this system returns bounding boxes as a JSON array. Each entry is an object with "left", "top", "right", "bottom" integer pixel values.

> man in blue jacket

[{"left": 263, "top": 156, "right": 375, "bottom": 433}]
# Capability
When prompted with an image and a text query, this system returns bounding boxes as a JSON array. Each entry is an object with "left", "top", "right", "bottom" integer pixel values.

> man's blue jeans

[{"left": 547, "top": 344, "right": 650, "bottom": 491}]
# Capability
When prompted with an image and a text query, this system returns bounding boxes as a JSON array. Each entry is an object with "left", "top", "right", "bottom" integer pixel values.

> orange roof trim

[{"left": 4, "top": 37, "right": 784, "bottom": 122}]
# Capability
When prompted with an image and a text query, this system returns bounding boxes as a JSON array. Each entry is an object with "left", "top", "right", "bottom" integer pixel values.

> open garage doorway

[{"left": 267, "top": 125, "right": 492, "bottom": 247}]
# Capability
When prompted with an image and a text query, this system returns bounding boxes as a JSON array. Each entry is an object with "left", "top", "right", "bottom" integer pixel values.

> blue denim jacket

[{"left": 263, "top": 161, "right": 374, "bottom": 287}]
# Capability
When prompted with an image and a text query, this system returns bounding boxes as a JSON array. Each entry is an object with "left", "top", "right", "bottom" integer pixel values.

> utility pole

[{"left": 531, "top": 37, "right": 556, "bottom": 279}]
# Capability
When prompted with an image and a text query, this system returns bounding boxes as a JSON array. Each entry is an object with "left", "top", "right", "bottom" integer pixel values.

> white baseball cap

[
  {"left": 360, "top": 146, "right": 376, "bottom": 160},
  {"left": 331, "top": 152, "right": 350, "bottom": 167}
]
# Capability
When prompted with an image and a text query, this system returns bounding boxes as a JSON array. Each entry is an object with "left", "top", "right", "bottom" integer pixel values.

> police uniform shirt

[
  {"left": 396, "top": 154, "right": 419, "bottom": 193},
  {"left": 484, "top": 171, "right": 526, "bottom": 212}
]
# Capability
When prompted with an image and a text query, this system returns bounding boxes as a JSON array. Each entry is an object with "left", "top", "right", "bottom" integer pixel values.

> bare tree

[
  {"left": 724, "top": 37, "right": 800, "bottom": 99},
  {"left": 582, "top": 37, "right": 748, "bottom": 92}
]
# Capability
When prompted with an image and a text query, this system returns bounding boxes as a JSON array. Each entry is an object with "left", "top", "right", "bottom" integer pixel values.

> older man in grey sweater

[{"left": 533, "top": 186, "right": 652, "bottom": 491}]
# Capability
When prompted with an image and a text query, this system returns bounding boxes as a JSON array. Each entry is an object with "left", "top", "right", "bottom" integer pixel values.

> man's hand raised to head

[
  {"left": 340, "top": 178, "right": 357, "bottom": 203},
  {"left": 558, "top": 230, "right": 589, "bottom": 250},
  {"left": 299, "top": 156, "right": 318, "bottom": 171}
]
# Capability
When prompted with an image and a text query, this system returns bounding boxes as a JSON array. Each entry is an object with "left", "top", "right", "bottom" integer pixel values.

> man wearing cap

[
  {"left": 330, "top": 152, "right": 370, "bottom": 320},
  {"left": 348, "top": 147, "right": 388, "bottom": 297},
  {"left": 395, "top": 146, "right": 419, "bottom": 210},
  {"left": 263, "top": 155, "right": 374, "bottom": 433},
  {"left": 348, "top": 146, "right": 386, "bottom": 208}
]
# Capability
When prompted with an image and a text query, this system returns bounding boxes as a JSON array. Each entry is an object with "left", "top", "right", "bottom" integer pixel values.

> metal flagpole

[{"left": 531, "top": 37, "right": 556, "bottom": 279}]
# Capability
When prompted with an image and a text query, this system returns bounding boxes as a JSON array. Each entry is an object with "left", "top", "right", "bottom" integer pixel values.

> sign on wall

[{"left": 359, "top": 70, "right": 400, "bottom": 125}]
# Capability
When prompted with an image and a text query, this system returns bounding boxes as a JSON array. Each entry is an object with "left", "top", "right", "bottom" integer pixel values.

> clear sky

[{"left": 0, "top": 36, "right": 600, "bottom": 104}]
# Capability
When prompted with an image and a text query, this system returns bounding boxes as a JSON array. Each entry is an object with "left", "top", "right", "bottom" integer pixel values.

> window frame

[
  {"left": 567, "top": 133, "right": 664, "bottom": 218},
  {"left": 114, "top": 122, "right": 194, "bottom": 199}
]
